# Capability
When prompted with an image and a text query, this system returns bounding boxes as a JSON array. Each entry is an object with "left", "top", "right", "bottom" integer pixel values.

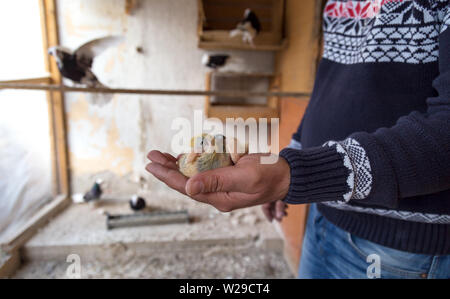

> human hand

[
  {"left": 261, "top": 200, "right": 288, "bottom": 222},
  {"left": 146, "top": 150, "right": 290, "bottom": 212}
]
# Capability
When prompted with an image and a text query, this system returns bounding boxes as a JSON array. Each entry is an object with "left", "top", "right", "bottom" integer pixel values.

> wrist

[
  {"left": 279, "top": 146, "right": 352, "bottom": 204},
  {"left": 276, "top": 156, "right": 291, "bottom": 201}
]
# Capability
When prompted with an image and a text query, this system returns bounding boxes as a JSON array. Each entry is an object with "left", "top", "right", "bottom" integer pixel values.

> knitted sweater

[{"left": 279, "top": 0, "right": 450, "bottom": 255}]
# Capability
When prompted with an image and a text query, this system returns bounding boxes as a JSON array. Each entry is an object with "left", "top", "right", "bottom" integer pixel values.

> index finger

[
  {"left": 146, "top": 162, "right": 188, "bottom": 195},
  {"left": 147, "top": 150, "right": 178, "bottom": 170}
]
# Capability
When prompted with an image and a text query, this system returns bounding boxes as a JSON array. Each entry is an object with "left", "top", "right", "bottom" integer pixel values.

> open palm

[{"left": 146, "top": 150, "right": 290, "bottom": 213}]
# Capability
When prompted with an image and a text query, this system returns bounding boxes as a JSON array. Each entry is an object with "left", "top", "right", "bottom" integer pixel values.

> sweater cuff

[{"left": 279, "top": 146, "right": 352, "bottom": 204}]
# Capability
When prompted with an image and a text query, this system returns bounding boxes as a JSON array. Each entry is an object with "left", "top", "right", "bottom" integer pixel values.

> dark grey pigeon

[
  {"left": 202, "top": 54, "right": 231, "bottom": 70},
  {"left": 83, "top": 179, "right": 103, "bottom": 202},
  {"left": 48, "top": 36, "right": 124, "bottom": 88}
]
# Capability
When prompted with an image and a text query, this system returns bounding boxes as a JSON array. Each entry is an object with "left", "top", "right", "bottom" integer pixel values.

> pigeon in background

[
  {"left": 202, "top": 54, "right": 230, "bottom": 70},
  {"left": 83, "top": 179, "right": 104, "bottom": 202},
  {"left": 129, "top": 195, "right": 146, "bottom": 211},
  {"left": 230, "top": 9, "right": 261, "bottom": 45},
  {"left": 48, "top": 36, "right": 124, "bottom": 88}
]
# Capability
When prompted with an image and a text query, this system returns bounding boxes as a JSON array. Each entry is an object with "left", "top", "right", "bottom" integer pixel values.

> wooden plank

[
  {"left": 41, "top": 0, "right": 70, "bottom": 196},
  {"left": 0, "top": 77, "right": 51, "bottom": 85},
  {"left": 270, "top": 0, "right": 284, "bottom": 41},
  {"left": 197, "top": 0, "right": 205, "bottom": 37},
  {"left": 124, "top": 0, "right": 138, "bottom": 15},
  {"left": 208, "top": 105, "right": 279, "bottom": 121},
  {"left": 275, "top": 0, "right": 324, "bottom": 274},
  {"left": 39, "top": 0, "right": 59, "bottom": 196},
  {"left": 275, "top": 0, "right": 323, "bottom": 92},
  {"left": 2, "top": 195, "right": 71, "bottom": 253},
  {"left": 202, "top": 30, "right": 280, "bottom": 44},
  {"left": 203, "top": 6, "right": 272, "bottom": 30},
  {"left": 203, "top": 0, "right": 273, "bottom": 9},
  {"left": 0, "top": 249, "right": 20, "bottom": 278},
  {"left": 0, "top": 82, "right": 311, "bottom": 99},
  {"left": 267, "top": 74, "right": 281, "bottom": 111},
  {"left": 198, "top": 38, "right": 287, "bottom": 51},
  {"left": 203, "top": 5, "right": 272, "bottom": 19},
  {"left": 213, "top": 72, "right": 275, "bottom": 78},
  {"left": 204, "top": 71, "right": 212, "bottom": 118},
  {"left": 204, "top": 20, "right": 272, "bottom": 31}
]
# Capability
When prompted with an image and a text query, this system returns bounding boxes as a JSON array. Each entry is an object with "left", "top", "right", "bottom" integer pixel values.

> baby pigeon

[{"left": 177, "top": 134, "right": 246, "bottom": 178}]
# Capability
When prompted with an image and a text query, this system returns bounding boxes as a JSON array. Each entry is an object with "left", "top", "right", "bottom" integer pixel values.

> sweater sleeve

[{"left": 280, "top": 12, "right": 450, "bottom": 208}]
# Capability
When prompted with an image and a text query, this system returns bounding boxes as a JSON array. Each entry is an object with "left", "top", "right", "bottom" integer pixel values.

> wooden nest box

[
  {"left": 197, "top": 0, "right": 286, "bottom": 51},
  {"left": 205, "top": 72, "right": 280, "bottom": 122}
]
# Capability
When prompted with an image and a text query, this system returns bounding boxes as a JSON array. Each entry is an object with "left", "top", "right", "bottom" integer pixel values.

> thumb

[{"left": 185, "top": 166, "right": 246, "bottom": 196}]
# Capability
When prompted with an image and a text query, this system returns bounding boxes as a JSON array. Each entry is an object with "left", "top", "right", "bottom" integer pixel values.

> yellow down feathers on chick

[{"left": 177, "top": 134, "right": 246, "bottom": 178}]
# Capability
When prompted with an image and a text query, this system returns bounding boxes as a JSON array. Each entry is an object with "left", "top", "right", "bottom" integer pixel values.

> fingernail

[{"left": 186, "top": 181, "right": 204, "bottom": 196}]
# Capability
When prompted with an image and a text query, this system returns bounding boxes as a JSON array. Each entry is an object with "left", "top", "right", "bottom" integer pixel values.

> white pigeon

[{"left": 230, "top": 9, "right": 262, "bottom": 45}]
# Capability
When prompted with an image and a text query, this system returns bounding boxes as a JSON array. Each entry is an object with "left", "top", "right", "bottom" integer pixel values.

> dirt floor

[
  {"left": 13, "top": 189, "right": 293, "bottom": 278},
  {"left": 15, "top": 249, "right": 293, "bottom": 279}
]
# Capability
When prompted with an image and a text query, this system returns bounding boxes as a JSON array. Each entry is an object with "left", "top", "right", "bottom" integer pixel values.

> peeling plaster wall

[{"left": 57, "top": 0, "right": 274, "bottom": 193}]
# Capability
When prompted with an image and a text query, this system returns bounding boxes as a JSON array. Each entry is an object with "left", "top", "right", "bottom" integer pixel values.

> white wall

[{"left": 56, "top": 0, "right": 275, "bottom": 194}]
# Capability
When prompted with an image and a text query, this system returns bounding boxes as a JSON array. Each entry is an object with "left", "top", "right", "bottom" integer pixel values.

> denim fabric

[{"left": 298, "top": 204, "right": 450, "bottom": 279}]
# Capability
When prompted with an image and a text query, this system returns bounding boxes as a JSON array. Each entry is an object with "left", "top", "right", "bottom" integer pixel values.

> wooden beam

[
  {"left": 197, "top": 0, "right": 205, "bottom": 37},
  {"left": 124, "top": 0, "right": 138, "bottom": 15},
  {"left": 39, "top": 0, "right": 59, "bottom": 196},
  {"left": 40, "top": 0, "right": 61, "bottom": 83},
  {"left": 0, "top": 249, "right": 20, "bottom": 278},
  {"left": 275, "top": 0, "right": 324, "bottom": 274},
  {"left": 198, "top": 38, "right": 287, "bottom": 51},
  {"left": 0, "top": 77, "right": 51, "bottom": 84},
  {"left": 40, "top": 0, "right": 70, "bottom": 196},
  {"left": 2, "top": 195, "right": 71, "bottom": 254},
  {"left": 204, "top": 71, "right": 212, "bottom": 117},
  {"left": 208, "top": 105, "right": 279, "bottom": 121},
  {"left": 0, "top": 82, "right": 311, "bottom": 99}
]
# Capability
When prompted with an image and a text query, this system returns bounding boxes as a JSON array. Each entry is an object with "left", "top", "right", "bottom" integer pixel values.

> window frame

[{"left": 0, "top": 0, "right": 70, "bottom": 274}]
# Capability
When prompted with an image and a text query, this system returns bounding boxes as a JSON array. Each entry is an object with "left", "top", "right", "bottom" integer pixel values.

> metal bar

[
  {"left": 106, "top": 210, "right": 190, "bottom": 230},
  {"left": 0, "top": 83, "right": 311, "bottom": 99}
]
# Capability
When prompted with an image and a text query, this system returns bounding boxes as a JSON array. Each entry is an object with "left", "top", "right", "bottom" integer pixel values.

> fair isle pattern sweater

[{"left": 279, "top": 0, "right": 450, "bottom": 255}]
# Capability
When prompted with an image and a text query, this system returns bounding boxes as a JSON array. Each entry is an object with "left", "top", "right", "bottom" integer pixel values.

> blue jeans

[{"left": 298, "top": 204, "right": 450, "bottom": 279}]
